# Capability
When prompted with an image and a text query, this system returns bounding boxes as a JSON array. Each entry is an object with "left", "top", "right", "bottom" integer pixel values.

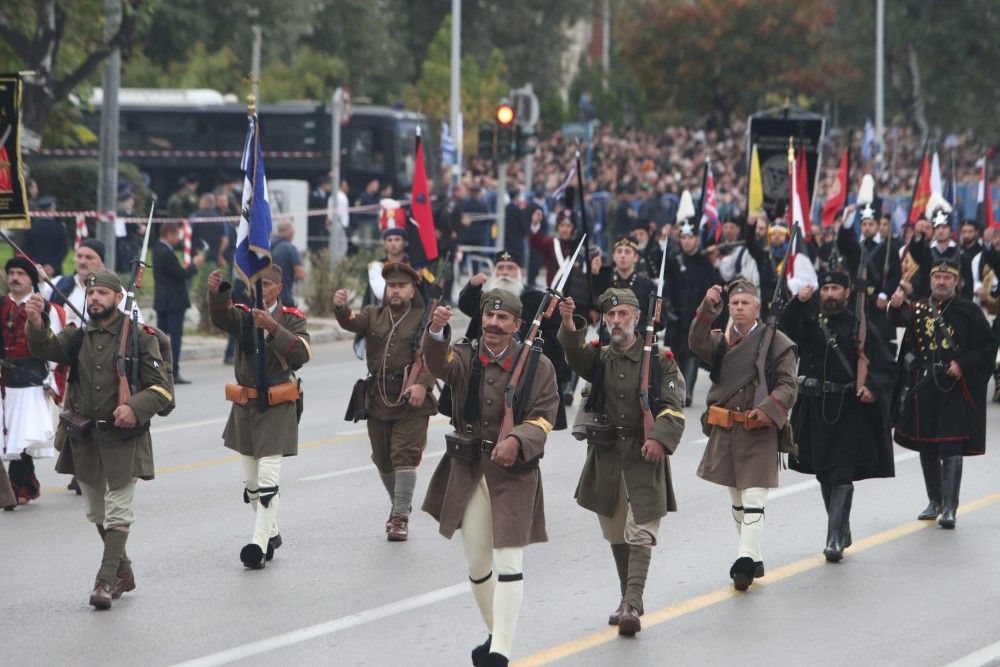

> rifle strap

[
  {"left": 815, "top": 316, "right": 856, "bottom": 381},
  {"left": 514, "top": 337, "right": 544, "bottom": 423},
  {"left": 584, "top": 347, "right": 607, "bottom": 414},
  {"left": 463, "top": 352, "right": 484, "bottom": 423}
]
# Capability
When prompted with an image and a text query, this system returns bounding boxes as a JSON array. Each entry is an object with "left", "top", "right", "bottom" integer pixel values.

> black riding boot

[
  {"left": 917, "top": 456, "right": 943, "bottom": 520},
  {"left": 842, "top": 482, "right": 854, "bottom": 549},
  {"left": 820, "top": 481, "right": 832, "bottom": 513},
  {"left": 823, "top": 484, "right": 852, "bottom": 562},
  {"left": 938, "top": 456, "right": 963, "bottom": 529}
]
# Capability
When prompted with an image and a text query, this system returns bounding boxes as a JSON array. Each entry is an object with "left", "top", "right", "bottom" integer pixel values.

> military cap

[
  {"left": 819, "top": 270, "right": 851, "bottom": 288},
  {"left": 260, "top": 264, "right": 283, "bottom": 283},
  {"left": 381, "top": 261, "right": 420, "bottom": 285},
  {"left": 382, "top": 226, "right": 407, "bottom": 239},
  {"left": 613, "top": 235, "right": 639, "bottom": 251},
  {"left": 5, "top": 254, "right": 39, "bottom": 286},
  {"left": 598, "top": 288, "right": 640, "bottom": 313},
  {"left": 480, "top": 288, "right": 522, "bottom": 318},
  {"left": 494, "top": 249, "right": 523, "bottom": 267},
  {"left": 727, "top": 279, "right": 759, "bottom": 300},
  {"left": 930, "top": 258, "right": 961, "bottom": 277},
  {"left": 85, "top": 268, "right": 123, "bottom": 292}
]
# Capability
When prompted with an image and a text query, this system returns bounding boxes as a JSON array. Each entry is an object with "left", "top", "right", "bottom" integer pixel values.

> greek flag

[
  {"left": 234, "top": 114, "right": 273, "bottom": 284},
  {"left": 861, "top": 119, "right": 875, "bottom": 162},
  {"left": 441, "top": 120, "right": 456, "bottom": 167}
]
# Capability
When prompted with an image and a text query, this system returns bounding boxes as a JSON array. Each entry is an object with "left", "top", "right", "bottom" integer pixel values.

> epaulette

[
  {"left": 662, "top": 348, "right": 675, "bottom": 360},
  {"left": 281, "top": 305, "right": 305, "bottom": 319},
  {"left": 234, "top": 303, "right": 251, "bottom": 313},
  {"left": 589, "top": 339, "right": 602, "bottom": 348},
  {"left": 141, "top": 324, "right": 157, "bottom": 336}
]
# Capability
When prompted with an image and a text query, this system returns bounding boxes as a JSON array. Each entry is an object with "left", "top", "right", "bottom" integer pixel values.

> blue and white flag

[
  {"left": 440, "top": 120, "right": 456, "bottom": 167},
  {"left": 861, "top": 119, "right": 874, "bottom": 162},
  {"left": 235, "top": 115, "right": 273, "bottom": 284}
]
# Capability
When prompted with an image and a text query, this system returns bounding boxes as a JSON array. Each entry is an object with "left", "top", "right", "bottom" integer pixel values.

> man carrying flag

[{"left": 207, "top": 110, "right": 312, "bottom": 570}]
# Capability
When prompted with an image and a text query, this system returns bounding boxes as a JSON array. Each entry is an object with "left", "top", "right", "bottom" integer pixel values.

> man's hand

[
  {"left": 558, "top": 297, "right": 576, "bottom": 329},
  {"left": 705, "top": 284, "right": 724, "bottom": 308},
  {"left": 207, "top": 270, "right": 224, "bottom": 294},
  {"left": 113, "top": 404, "right": 138, "bottom": 429},
  {"left": 491, "top": 436, "right": 521, "bottom": 467},
  {"left": 889, "top": 290, "right": 906, "bottom": 309},
  {"left": 747, "top": 408, "right": 775, "bottom": 429},
  {"left": 429, "top": 305, "right": 452, "bottom": 333},
  {"left": 42, "top": 263, "right": 56, "bottom": 278},
  {"left": 590, "top": 255, "right": 602, "bottom": 275},
  {"left": 24, "top": 293, "right": 45, "bottom": 328},
  {"left": 641, "top": 439, "right": 667, "bottom": 462},
  {"left": 404, "top": 383, "right": 427, "bottom": 407},
  {"left": 797, "top": 284, "right": 815, "bottom": 303},
  {"left": 332, "top": 288, "right": 349, "bottom": 308},
  {"left": 947, "top": 360, "right": 963, "bottom": 380},
  {"left": 857, "top": 386, "right": 876, "bottom": 404},
  {"left": 251, "top": 308, "right": 278, "bottom": 334},
  {"left": 469, "top": 273, "right": 488, "bottom": 288}
]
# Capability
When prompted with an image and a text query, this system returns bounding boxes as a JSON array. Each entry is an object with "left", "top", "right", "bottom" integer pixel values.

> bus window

[{"left": 346, "top": 127, "right": 386, "bottom": 173}]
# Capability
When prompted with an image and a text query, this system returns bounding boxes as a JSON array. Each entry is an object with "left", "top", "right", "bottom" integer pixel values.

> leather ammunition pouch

[
  {"left": 58, "top": 410, "right": 93, "bottom": 438},
  {"left": 705, "top": 405, "right": 769, "bottom": 431},
  {"left": 344, "top": 378, "right": 370, "bottom": 422},
  {"left": 225, "top": 381, "right": 300, "bottom": 407},
  {"left": 444, "top": 431, "right": 481, "bottom": 463},
  {"left": 584, "top": 420, "right": 616, "bottom": 446}
]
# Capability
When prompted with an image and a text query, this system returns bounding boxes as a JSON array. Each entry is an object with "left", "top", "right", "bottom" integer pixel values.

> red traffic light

[{"left": 495, "top": 103, "right": 515, "bottom": 126}]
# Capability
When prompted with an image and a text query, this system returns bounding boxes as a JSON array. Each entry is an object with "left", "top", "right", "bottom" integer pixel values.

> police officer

[
  {"left": 421, "top": 289, "right": 559, "bottom": 667},
  {"left": 889, "top": 258, "right": 997, "bottom": 528},
  {"left": 207, "top": 266, "right": 311, "bottom": 569},
  {"left": 687, "top": 280, "right": 798, "bottom": 591},
  {"left": 781, "top": 269, "right": 896, "bottom": 562},
  {"left": 557, "top": 288, "right": 686, "bottom": 636},
  {"left": 26, "top": 269, "right": 172, "bottom": 609},
  {"left": 333, "top": 262, "right": 438, "bottom": 541}
]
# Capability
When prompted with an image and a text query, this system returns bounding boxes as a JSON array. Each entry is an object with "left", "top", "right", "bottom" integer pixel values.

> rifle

[
  {"left": 639, "top": 240, "right": 669, "bottom": 440},
  {"left": 403, "top": 251, "right": 455, "bottom": 394},
  {"left": 498, "top": 234, "right": 586, "bottom": 442},
  {"left": 0, "top": 228, "right": 87, "bottom": 323},
  {"left": 854, "top": 243, "right": 872, "bottom": 395},
  {"left": 115, "top": 203, "right": 154, "bottom": 405}
]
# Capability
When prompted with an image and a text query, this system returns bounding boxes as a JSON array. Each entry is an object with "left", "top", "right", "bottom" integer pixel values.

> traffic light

[
  {"left": 495, "top": 102, "right": 516, "bottom": 161},
  {"left": 514, "top": 125, "right": 534, "bottom": 158},
  {"left": 478, "top": 123, "right": 494, "bottom": 160}
]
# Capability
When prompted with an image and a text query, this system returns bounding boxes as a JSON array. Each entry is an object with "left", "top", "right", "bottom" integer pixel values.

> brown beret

[
  {"left": 85, "top": 268, "right": 123, "bottom": 292},
  {"left": 598, "top": 288, "right": 640, "bottom": 313}
]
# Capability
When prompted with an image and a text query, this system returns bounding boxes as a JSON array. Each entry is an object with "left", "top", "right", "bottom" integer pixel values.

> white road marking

[
  {"left": 299, "top": 450, "right": 446, "bottom": 482},
  {"left": 151, "top": 417, "right": 228, "bottom": 434},
  {"left": 171, "top": 583, "right": 468, "bottom": 667},
  {"left": 770, "top": 451, "right": 919, "bottom": 500},
  {"left": 942, "top": 639, "right": 1000, "bottom": 667}
]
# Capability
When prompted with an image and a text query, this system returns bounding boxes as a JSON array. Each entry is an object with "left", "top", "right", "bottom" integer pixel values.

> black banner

[
  {"left": 0, "top": 73, "right": 29, "bottom": 228},
  {"left": 747, "top": 110, "right": 825, "bottom": 220}
]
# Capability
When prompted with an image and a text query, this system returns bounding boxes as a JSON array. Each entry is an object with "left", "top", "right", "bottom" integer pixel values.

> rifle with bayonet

[
  {"left": 854, "top": 243, "right": 871, "bottom": 395},
  {"left": 0, "top": 228, "right": 87, "bottom": 323},
  {"left": 115, "top": 203, "right": 154, "bottom": 404},
  {"left": 404, "top": 251, "right": 455, "bottom": 396},
  {"left": 498, "top": 234, "right": 587, "bottom": 442},
  {"left": 639, "top": 240, "right": 670, "bottom": 440}
]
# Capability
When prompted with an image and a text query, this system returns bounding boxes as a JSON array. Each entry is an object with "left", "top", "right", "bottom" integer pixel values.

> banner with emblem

[
  {"left": 0, "top": 73, "right": 29, "bottom": 228},
  {"left": 746, "top": 110, "right": 825, "bottom": 221}
]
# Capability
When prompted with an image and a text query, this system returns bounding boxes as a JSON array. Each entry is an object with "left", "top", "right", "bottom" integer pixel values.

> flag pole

[
  {"left": 907, "top": 140, "right": 929, "bottom": 229},
  {"left": 247, "top": 89, "right": 269, "bottom": 412}
]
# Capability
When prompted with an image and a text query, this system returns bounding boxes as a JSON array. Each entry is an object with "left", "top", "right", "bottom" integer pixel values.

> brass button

[
  {"left": 485, "top": 399, "right": 493, "bottom": 406},
  {"left": 617, "top": 393, "right": 625, "bottom": 399},
  {"left": 95, "top": 385, "right": 101, "bottom": 391},
  {"left": 618, "top": 373, "right": 625, "bottom": 379},
  {"left": 97, "top": 345, "right": 104, "bottom": 351},
  {"left": 487, "top": 378, "right": 495, "bottom": 385},
  {"left": 483, "top": 421, "right": 490, "bottom": 427},
  {"left": 96, "top": 364, "right": 102, "bottom": 370},
  {"left": 619, "top": 414, "right": 625, "bottom": 419}
]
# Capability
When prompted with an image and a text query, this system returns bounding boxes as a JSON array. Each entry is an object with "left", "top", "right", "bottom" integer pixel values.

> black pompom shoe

[{"left": 240, "top": 544, "right": 266, "bottom": 569}]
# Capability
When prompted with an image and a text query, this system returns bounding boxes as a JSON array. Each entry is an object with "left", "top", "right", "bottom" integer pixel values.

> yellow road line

[
  {"left": 40, "top": 415, "right": 449, "bottom": 496},
  {"left": 515, "top": 491, "right": 1000, "bottom": 666}
]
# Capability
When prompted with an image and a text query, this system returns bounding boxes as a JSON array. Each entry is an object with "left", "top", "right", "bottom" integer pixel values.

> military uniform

[
  {"left": 889, "top": 259, "right": 997, "bottom": 529},
  {"left": 334, "top": 262, "right": 437, "bottom": 540},
  {"left": 422, "top": 289, "right": 558, "bottom": 667},
  {"left": 27, "top": 269, "right": 172, "bottom": 608},
  {"left": 781, "top": 270, "right": 897, "bottom": 561},
  {"left": 688, "top": 280, "right": 798, "bottom": 590},
  {"left": 208, "top": 265, "right": 311, "bottom": 568},
  {"left": 559, "top": 288, "right": 686, "bottom": 635}
]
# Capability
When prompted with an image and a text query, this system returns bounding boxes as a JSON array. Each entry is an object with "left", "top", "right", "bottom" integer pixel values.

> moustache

[{"left": 483, "top": 325, "right": 504, "bottom": 335}]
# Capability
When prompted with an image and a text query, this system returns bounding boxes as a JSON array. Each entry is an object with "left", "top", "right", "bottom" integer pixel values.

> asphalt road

[{"left": 3, "top": 336, "right": 1000, "bottom": 667}]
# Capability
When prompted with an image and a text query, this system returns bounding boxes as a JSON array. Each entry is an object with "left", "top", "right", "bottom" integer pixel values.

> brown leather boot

[
  {"left": 89, "top": 578, "right": 114, "bottom": 609},
  {"left": 608, "top": 599, "right": 625, "bottom": 625},
  {"left": 387, "top": 515, "right": 409, "bottom": 542},
  {"left": 112, "top": 563, "right": 136, "bottom": 599},
  {"left": 618, "top": 602, "right": 641, "bottom": 636}
]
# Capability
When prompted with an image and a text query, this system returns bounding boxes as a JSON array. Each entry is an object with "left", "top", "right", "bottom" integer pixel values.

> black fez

[
  {"left": 5, "top": 255, "right": 39, "bottom": 286},
  {"left": 819, "top": 271, "right": 851, "bottom": 288},
  {"left": 494, "top": 249, "right": 523, "bottom": 267},
  {"left": 931, "top": 258, "right": 961, "bottom": 277}
]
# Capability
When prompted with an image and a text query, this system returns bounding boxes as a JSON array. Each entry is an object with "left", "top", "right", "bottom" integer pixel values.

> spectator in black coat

[
  {"left": 22, "top": 195, "right": 69, "bottom": 279},
  {"left": 153, "top": 222, "right": 204, "bottom": 383}
]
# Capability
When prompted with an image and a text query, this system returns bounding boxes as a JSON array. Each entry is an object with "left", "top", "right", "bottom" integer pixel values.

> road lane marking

[
  {"left": 150, "top": 417, "right": 228, "bottom": 435},
  {"left": 170, "top": 583, "right": 469, "bottom": 667},
  {"left": 513, "top": 490, "right": 1000, "bottom": 666},
  {"left": 769, "top": 451, "right": 920, "bottom": 500},
  {"left": 299, "top": 450, "right": 446, "bottom": 481},
  {"left": 943, "top": 639, "right": 1000, "bottom": 667}
]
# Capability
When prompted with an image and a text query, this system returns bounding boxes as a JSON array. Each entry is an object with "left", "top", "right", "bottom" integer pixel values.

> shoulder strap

[
  {"left": 815, "top": 317, "right": 856, "bottom": 380},
  {"left": 463, "top": 351, "right": 484, "bottom": 423},
  {"left": 514, "top": 337, "right": 544, "bottom": 423}
]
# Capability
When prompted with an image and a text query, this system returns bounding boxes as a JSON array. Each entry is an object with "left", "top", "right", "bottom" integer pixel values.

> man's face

[
  {"left": 494, "top": 261, "right": 521, "bottom": 281},
  {"left": 820, "top": 284, "right": 850, "bottom": 316},
  {"left": 612, "top": 245, "right": 638, "bottom": 272},
  {"left": 879, "top": 219, "right": 892, "bottom": 239},
  {"left": 604, "top": 305, "right": 639, "bottom": 345},
  {"left": 383, "top": 235, "right": 405, "bottom": 256},
  {"left": 680, "top": 234, "right": 699, "bottom": 255},
  {"left": 860, "top": 218, "right": 878, "bottom": 240},
  {"left": 769, "top": 230, "right": 788, "bottom": 249},
  {"left": 480, "top": 309, "right": 520, "bottom": 346},
  {"left": 915, "top": 219, "right": 931, "bottom": 237},
  {"left": 930, "top": 271, "right": 958, "bottom": 301},
  {"left": 86, "top": 285, "right": 122, "bottom": 321},
  {"left": 250, "top": 278, "right": 282, "bottom": 306},
  {"left": 385, "top": 280, "right": 415, "bottom": 309},
  {"left": 6, "top": 268, "right": 32, "bottom": 297},
  {"left": 960, "top": 225, "right": 978, "bottom": 246},
  {"left": 933, "top": 225, "right": 951, "bottom": 243},
  {"left": 531, "top": 208, "right": 543, "bottom": 225},
  {"left": 556, "top": 220, "right": 574, "bottom": 240},
  {"left": 722, "top": 222, "right": 740, "bottom": 242},
  {"left": 75, "top": 247, "right": 103, "bottom": 277},
  {"left": 215, "top": 194, "right": 229, "bottom": 211},
  {"left": 632, "top": 228, "right": 649, "bottom": 248},
  {"left": 728, "top": 293, "right": 760, "bottom": 329}
]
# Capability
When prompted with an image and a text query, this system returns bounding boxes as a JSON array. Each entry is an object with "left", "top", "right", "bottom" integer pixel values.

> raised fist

[
  {"left": 429, "top": 305, "right": 452, "bottom": 333},
  {"left": 705, "top": 284, "right": 724, "bottom": 307},
  {"left": 207, "top": 270, "right": 224, "bottom": 294},
  {"left": 332, "top": 288, "right": 349, "bottom": 308}
]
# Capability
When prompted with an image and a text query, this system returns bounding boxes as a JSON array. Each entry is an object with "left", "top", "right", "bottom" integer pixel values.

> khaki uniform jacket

[
  {"left": 688, "top": 298, "right": 798, "bottom": 489},
  {"left": 333, "top": 303, "right": 437, "bottom": 420},
  {"left": 209, "top": 286, "right": 311, "bottom": 458},
  {"left": 420, "top": 326, "right": 558, "bottom": 548},
  {"left": 559, "top": 316, "right": 686, "bottom": 523},
  {"left": 26, "top": 312, "right": 172, "bottom": 489}
]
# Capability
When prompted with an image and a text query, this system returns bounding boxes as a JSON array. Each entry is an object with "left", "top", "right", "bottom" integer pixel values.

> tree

[{"left": 0, "top": 0, "right": 156, "bottom": 146}]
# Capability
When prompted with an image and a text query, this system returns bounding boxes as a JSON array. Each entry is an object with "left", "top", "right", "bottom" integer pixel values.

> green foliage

[
  {"left": 27, "top": 160, "right": 152, "bottom": 214},
  {"left": 567, "top": 55, "right": 645, "bottom": 130},
  {"left": 307, "top": 247, "right": 379, "bottom": 317}
]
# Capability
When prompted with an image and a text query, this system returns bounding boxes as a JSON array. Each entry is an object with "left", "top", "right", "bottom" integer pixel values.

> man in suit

[{"left": 153, "top": 222, "right": 203, "bottom": 384}]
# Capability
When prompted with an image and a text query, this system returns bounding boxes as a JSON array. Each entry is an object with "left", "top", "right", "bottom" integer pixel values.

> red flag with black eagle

[
  {"left": 408, "top": 129, "right": 439, "bottom": 266},
  {"left": 908, "top": 150, "right": 931, "bottom": 225}
]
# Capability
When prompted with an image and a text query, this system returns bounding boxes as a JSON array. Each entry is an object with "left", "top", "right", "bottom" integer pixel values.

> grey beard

[{"left": 484, "top": 275, "right": 524, "bottom": 297}]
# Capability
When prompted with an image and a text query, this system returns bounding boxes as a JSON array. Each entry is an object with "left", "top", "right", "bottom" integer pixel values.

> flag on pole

[
  {"left": 821, "top": 148, "right": 849, "bottom": 228},
  {"left": 440, "top": 120, "right": 456, "bottom": 167},
  {"left": 930, "top": 151, "right": 942, "bottom": 197},
  {"left": 788, "top": 147, "right": 812, "bottom": 240},
  {"left": 979, "top": 149, "right": 997, "bottom": 228},
  {"left": 908, "top": 150, "right": 931, "bottom": 225},
  {"left": 408, "top": 127, "right": 439, "bottom": 266},
  {"left": 551, "top": 164, "right": 577, "bottom": 201},
  {"left": 698, "top": 159, "right": 720, "bottom": 242},
  {"left": 748, "top": 144, "right": 764, "bottom": 218},
  {"left": 74, "top": 214, "right": 87, "bottom": 249},
  {"left": 234, "top": 114, "right": 273, "bottom": 285}
]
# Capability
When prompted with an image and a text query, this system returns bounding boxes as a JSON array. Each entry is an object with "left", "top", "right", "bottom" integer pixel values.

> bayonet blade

[
  {"left": 554, "top": 234, "right": 587, "bottom": 294},
  {"left": 656, "top": 242, "right": 669, "bottom": 298},
  {"left": 139, "top": 202, "right": 155, "bottom": 265}
]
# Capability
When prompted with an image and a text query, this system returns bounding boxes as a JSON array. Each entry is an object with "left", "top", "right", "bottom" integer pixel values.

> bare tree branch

[{"left": 53, "top": 9, "right": 137, "bottom": 101}]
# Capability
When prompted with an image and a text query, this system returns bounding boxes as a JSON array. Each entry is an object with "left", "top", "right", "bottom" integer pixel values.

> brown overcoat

[
  {"left": 420, "top": 326, "right": 558, "bottom": 548},
  {"left": 688, "top": 297, "right": 798, "bottom": 489},
  {"left": 209, "top": 285, "right": 311, "bottom": 458}
]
